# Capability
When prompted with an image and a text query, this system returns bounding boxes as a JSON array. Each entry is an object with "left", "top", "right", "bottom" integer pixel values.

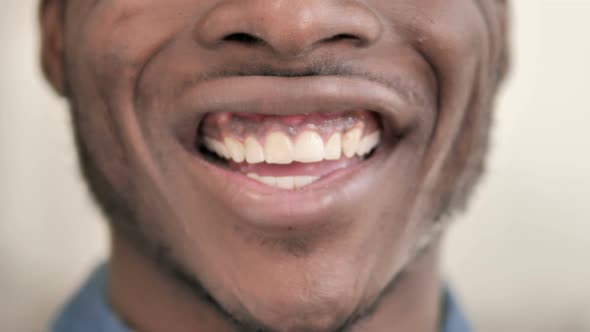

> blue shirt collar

[{"left": 53, "top": 265, "right": 471, "bottom": 332}]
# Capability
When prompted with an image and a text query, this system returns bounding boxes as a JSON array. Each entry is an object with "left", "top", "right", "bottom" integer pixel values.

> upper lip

[{"left": 173, "top": 75, "right": 419, "bottom": 143}]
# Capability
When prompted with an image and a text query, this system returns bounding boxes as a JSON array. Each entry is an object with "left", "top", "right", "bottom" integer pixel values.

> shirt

[{"left": 52, "top": 266, "right": 471, "bottom": 332}]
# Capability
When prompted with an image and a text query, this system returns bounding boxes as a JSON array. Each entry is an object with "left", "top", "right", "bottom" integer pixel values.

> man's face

[{"left": 42, "top": 0, "right": 507, "bottom": 331}]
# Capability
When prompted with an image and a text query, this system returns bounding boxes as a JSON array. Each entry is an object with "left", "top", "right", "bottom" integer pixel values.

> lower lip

[{"left": 191, "top": 145, "right": 389, "bottom": 229}]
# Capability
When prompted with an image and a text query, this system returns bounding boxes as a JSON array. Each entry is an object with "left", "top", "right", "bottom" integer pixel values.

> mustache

[
  {"left": 203, "top": 61, "right": 374, "bottom": 79},
  {"left": 180, "top": 60, "right": 429, "bottom": 109}
]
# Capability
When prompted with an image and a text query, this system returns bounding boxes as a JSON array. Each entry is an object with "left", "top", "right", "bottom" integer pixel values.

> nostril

[
  {"left": 223, "top": 32, "right": 264, "bottom": 45},
  {"left": 320, "top": 33, "right": 367, "bottom": 47},
  {"left": 325, "top": 34, "right": 360, "bottom": 43},
  {"left": 196, "top": 2, "right": 382, "bottom": 54}
]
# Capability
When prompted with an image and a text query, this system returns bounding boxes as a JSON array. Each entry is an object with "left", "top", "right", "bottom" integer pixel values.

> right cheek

[{"left": 75, "top": 107, "right": 130, "bottom": 187}]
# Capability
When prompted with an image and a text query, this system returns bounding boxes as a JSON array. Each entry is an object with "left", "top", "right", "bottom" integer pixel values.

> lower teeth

[{"left": 247, "top": 173, "right": 320, "bottom": 189}]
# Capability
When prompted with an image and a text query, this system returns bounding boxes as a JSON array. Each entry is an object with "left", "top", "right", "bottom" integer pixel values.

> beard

[{"left": 67, "top": 81, "right": 493, "bottom": 330}]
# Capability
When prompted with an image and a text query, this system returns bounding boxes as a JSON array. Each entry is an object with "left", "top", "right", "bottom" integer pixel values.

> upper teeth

[
  {"left": 324, "top": 133, "right": 342, "bottom": 160},
  {"left": 265, "top": 132, "right": 294, "bottom": 164},
  {"left": 204, "top": 128, "right": 381, "bottom": 164},
  {"left": 294, "top": 131, "right": 324, "bottom": 163},
  {"left": 244, "top": 136, "right": 265, "bottom": 164},
  {"left": 342, "top": 128, "right": 362, "bottom": 158},
  {"left": 224, "top": 137, "right": 245, "bottom": 163}
]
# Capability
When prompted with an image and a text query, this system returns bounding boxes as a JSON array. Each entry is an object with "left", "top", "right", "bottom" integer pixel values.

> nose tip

[{"left": 196, "top": 1, "right": 382, "bottom": 58}]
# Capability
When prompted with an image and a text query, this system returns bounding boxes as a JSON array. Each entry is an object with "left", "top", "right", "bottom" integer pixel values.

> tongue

[{"left": 230, "top": 158, "right": 361, "bottom": 177}]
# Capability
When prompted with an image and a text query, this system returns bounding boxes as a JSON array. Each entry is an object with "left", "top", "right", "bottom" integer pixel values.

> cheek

[
  {"left": 408, "top": 2, "right": 492, "bottom": 171},
  {"left": 66, "top": 0, "right": 207, "bottom": 100},
  {"left": 415, "top": 1, "right": 498, "bottom": 217},
  {"left": 63, "top": 2, "right": 193, "bottom": 188}
]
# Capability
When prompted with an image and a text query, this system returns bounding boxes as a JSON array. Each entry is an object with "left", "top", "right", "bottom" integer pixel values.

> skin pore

[{"left": 40, "top": 1, "right": 509, "bottom": 332}]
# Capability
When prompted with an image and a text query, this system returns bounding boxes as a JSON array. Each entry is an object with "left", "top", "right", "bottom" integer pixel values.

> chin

[
  {"left": 231, "top": 286, "right": 366, "bottom": 332},
  {"left": 187, "top": 240, "right": 396, "bottom": 332}
]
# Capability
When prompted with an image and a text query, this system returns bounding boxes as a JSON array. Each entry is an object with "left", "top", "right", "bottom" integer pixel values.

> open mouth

[
  {"left": 170, "top": 75, "right": 417, "bottom": 225},
  {"left": 196, "top": 110, "right": 384, "bottom": 190}
]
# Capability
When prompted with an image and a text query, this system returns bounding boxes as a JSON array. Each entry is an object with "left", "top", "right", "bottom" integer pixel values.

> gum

[{"left": 200, "top": 111, "right": 380, "bottom": 143}]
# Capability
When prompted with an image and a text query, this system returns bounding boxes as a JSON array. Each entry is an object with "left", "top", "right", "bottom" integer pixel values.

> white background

[{"left": 1, "top": 1, "right": 589, "bottom": 331}]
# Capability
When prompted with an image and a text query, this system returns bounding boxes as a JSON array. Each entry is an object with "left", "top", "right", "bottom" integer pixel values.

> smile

[
  {"left": 172, "top": 75, "right": 419, "bottom": 227},
  {"left": 198, "top": 110, "right": 382, "bottom": 189},
  {"left": 178, "top": 75, "right": 417, "bottom": 188}
]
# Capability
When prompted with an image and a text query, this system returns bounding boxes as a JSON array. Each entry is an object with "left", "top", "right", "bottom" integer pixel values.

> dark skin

[{"left": 40, "top": 1, "right": 509, "bottom": 331}]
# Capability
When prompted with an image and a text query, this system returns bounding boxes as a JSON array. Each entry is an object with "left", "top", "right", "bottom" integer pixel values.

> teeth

[
  {"left": 265, "top": 132, "right": 294, "bottom": 164},
  {"left": 204, "top": 138, "right": 230, "bottom": 159},
  {"left": 294, "top": 131, "right": 324, "bottom": 163},
  {"left": 244, "top": 136, "right": 265, "bottom": 164},
  {"left": 260, "top": 176, "right": 277, "bottom": 187},
  {"left": 356, "top": 131, "right": 380, "bottom": 157},
  {"left": 247, "top": 173, "right": 320, "bottom": 189},
  {"left": 294, "top": 176, "right": 317, "bottom": 188},
  {"left": 342, "top": 128, "right": 363, "bottom": 158},
  {"left": 324, "top": 133, "right": 342, "bottom": 160},
  {"left": 276, "top": 176, "right": 295, "bottom": 190},
  {"left": 224, "top": 137, "right": 245, "bottom": 163},
  {"left": 206, "top": 129, "right": 380, "bottom": 164}
]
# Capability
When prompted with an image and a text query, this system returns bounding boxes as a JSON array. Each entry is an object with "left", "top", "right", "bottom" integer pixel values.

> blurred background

[{"left": 1, "top": 1, "right": 589, "bottom": 331}]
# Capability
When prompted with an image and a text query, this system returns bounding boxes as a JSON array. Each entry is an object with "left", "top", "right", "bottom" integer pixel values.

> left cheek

[{"left": 412, "top": 5, "right": 491, "bottom": 173}]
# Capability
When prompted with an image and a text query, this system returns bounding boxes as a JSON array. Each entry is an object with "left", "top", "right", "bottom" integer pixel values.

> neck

[{"left": 108, "top": 231, "right": 443, "bottom": 332}]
